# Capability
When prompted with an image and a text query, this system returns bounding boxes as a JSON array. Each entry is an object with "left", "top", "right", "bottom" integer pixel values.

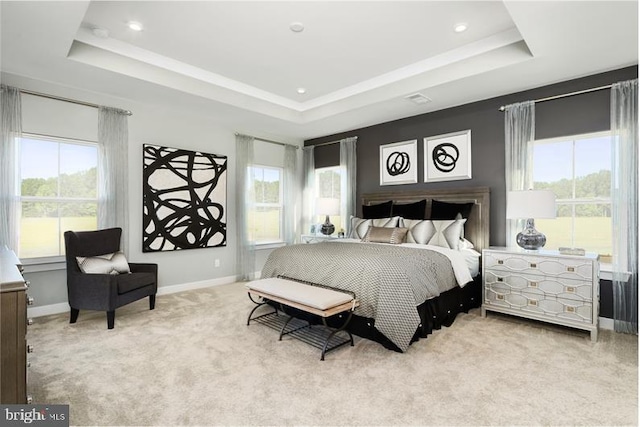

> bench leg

[
  {"left": 246, "top": 292, "right": 277, "bottom": 326},
  {"left": 320, "top": 311, "right": 355, "bottom": 361}
]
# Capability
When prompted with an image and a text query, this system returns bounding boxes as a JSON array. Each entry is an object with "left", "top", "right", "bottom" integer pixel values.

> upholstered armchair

[{"left": 64, "top": 227, "right": 158, "bottom": 329}]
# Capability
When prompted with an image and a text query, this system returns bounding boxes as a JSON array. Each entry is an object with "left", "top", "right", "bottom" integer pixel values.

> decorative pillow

[
  {"left": 349, "top": 216, "right": 399, "bottom": 239},
  {"left": 348, "top": 216, "right": 372, "bottom": 239},
  {"left": 392, "top": 199, "right": 427, "bottom": 220},
  {"left": 362, "top": 201, "right": 393, "bottom": 219},
  {"left": 76, "top": 251, "right": 131, "bottom": 275},
  {"left": 361, "top": 226, "right": 408, "bottom": 244},
  {"left": 402, "top": 218, "right": 467, "bottom": 250},
  {"left": 430, "top": 200, "right": 474, "bottom": 220},
  {"left": 371, "top": 216, "right": 400, "bottom": 228}
]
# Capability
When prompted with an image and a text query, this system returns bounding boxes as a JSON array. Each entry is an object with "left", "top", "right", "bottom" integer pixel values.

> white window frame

[
  {"left": 17, "top": 133, "right": 99, "bottom": 264},
  {"left": 533, "top": 130, "right": 612, "bottom": 254},
  {"left": 250, "top": 164, "right": 284, "bottom": 246}
]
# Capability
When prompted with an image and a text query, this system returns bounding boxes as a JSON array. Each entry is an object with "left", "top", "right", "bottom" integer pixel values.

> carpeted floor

[{"left": 28, "top": 282, "right": 638, "bottom": 426}]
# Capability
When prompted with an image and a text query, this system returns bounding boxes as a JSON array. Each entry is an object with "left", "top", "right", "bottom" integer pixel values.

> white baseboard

[
  {"left": 599, "top": 317, "right": 614, "bottom": 331},
  {"left": 27, "top": 274, "right": 238, "bottom": 318}
]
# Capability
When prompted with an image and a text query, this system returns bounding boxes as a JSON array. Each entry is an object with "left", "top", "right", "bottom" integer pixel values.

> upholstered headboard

[{"left": 361, "top": 187, "right": 491, "bottom": 252}]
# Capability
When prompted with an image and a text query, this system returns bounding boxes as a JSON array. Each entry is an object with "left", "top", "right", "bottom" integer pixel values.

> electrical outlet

[{"left": 214, "top": 259, "right": 220, "bottom": 268}]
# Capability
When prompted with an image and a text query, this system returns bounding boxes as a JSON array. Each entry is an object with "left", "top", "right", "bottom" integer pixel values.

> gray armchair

[{"left": 64, "top": 227, "right": 157, "bottom": 329}]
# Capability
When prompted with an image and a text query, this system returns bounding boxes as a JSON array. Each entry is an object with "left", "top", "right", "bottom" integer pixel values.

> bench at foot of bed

[{"left": 245, "top": 277, "right": 359, "bottom": 361}]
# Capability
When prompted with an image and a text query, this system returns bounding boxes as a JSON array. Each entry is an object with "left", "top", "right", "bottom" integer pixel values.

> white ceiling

[{"left": 1, "top": 1, "right": 638, "bottom": 142}]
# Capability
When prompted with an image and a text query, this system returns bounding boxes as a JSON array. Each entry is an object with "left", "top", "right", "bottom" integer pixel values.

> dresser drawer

[
  {"left": 484, "top": 251, "right": 595, "bottom": 281},
  {"left": 484, "top": 286, "right": 593, "bottom": 323},
  {"left": 484, "top": 270, "right": 592, "bottom": 302}
]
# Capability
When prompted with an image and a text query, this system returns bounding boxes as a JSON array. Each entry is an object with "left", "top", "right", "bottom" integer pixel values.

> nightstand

[
  {"left": 481, "top": 247, "right": 599, "bottom": 341},
  {"left": 300, "top": 235, "right": 338, "bottom": 244}
]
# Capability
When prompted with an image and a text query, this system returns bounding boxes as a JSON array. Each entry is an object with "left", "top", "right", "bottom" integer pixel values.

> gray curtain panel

[
  {"left": 235, "top": 134, "right": 255, "bottom": 281},
  {"left": 340, "top": 137, "right": 357, "bottom": 232},
  {"left": 0, "top": 85, "right": 22, "bottom": 250}
]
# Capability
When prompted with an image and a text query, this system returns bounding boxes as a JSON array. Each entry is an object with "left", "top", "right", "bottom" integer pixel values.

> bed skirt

[{"left": 267, "top": 275, "right": 482, "bottom": 353}]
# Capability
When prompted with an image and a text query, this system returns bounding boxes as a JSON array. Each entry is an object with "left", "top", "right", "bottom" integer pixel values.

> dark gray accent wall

[{"left": 307, "top": 66, "right": 637, "bottom": 247}]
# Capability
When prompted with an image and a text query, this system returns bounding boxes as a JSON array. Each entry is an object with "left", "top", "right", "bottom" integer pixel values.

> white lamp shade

[
  {"left": 506, "top": 190, "right": 557, "bottom": 219},
  {"left": 316, "top": 198, "right": 340, "bottom": 216}
]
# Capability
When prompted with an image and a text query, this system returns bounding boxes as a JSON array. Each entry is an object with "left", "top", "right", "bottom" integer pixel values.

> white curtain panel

[
  {"left": 97, "top": 107, "right": 130, "bottom": 254},
  {"left": 235, "top": 134, "right": 255, "bottom": 281},
  {"left": 302, "top": 146, "right": 315, "bottom": 236},
  {"left": 504, "top": 101, "right": 535, "bottom": 247},
  {"left": 0, "top": 85, "right": 22, "bottom": 250},
  {"left": 340, "top": 137, "right": 357, "bottom": 231},
  {"left": 611, "top": 79, "right": 638, "bottom": 334},
  {"left": 283, "top": 144, "right": 299, "bottom": 244}
]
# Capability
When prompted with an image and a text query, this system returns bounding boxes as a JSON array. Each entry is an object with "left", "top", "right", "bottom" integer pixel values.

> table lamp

[
  {"left": 506, "top": 189, "right": 556, "bottom": 250},
  {"left": 316, "top": 198, "right": 340, "bottom": 235}
]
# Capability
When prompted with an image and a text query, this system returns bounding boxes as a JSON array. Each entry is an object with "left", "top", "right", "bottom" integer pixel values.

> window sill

[
  {"left": 255, "top": 241, "right": 286, "bottom": 250},
  {"left": 599, "top": 262, "right": 632, "bottom": 282},
  {"left": 21, "top": 256, "right": 66, "bottom": 273}
]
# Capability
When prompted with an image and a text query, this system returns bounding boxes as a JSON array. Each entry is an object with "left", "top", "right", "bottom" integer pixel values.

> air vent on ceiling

[{"left": 405, "top": 93, "right": 432, "bottom": 105}]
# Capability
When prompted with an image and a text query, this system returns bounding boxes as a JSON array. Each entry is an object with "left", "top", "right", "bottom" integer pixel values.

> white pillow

[
  {"left": 76, "top": 251, "right": 131, "bottom": 275},
  {"left": 349, "top": 216, "right": 399, "bottom": 239},
  {"left": 401, "top": 218, "right": 467, "bottom": 250},
  {"left": 348, "top": 216, "right": 372, "bottom": 239}
]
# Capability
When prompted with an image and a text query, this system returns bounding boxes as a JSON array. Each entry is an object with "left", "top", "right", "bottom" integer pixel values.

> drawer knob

[
  {"left": 497, "top": 260, "right": 504, "bottom": 265},
  {"left": 497, "top": 294, "right": 505, "bottom": 300},
  {"left": 497, "top": 277, "right": 504, "bottom": 282},
  {"left": 529, "top": 281, "right": 538, "bottom": 287},
  {"left": 27, "top": 318, "right": 34, "bottom": 326},
  {"left": 528, "top": 300, "right": 538, "bottom": 306},
  {"left": 567, "top": 267, "right": 575, "bottom": 272},
  {"left": 27, "top": 345, "right": 34, "bottom": 353},
  {"left": 27, "top": 296, "right": 34, "bottom": 306},
  {"left": 566, "top": 306, "right": 576, "bottom": 313},
  {"left": 25, "top": 281, "right": 31, "bottom": 288},
  {"left": 530, "top": 263, "right": 537, "bottom": 268},
  {"left": 567, "top": 286, "right": 576, "bottom": 293},
  {"left": 26, "top": 395, "right": 33, "bottom": 404}
]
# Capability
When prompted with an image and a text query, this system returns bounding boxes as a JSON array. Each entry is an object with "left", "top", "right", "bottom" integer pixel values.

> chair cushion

[
  {"left": 76, "top": 251, "right": 131, "bottom": 275},
  {"left": 117, "top": 272, "right": 156, "bottom": 294}
]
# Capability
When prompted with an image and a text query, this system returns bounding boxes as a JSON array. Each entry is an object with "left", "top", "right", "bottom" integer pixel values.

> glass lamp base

[
  {"left": 320, "top": 215, "right": 335, "bottom": 235},
  {"left": 516, "top": 218, "right": 546, "bottom": 250}
]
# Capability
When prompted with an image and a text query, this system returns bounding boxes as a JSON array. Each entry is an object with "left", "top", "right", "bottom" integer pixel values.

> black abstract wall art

[
  {"left": 424, "top": 130, "right": 472, "bottom": 183},
  {"left": 379, "top": 139, "right": 418, "bottom": 185},
  {"left": 143, "top": 144, "right": 227, "bottom": 252}
]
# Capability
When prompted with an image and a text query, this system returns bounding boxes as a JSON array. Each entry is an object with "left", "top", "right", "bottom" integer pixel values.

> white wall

[{"left": 3, "top": 73, "right": 300, "bottom": 310}]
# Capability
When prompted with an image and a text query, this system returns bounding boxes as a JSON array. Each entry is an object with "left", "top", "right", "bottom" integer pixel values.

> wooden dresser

[{"left": 0, "top": 247, "right": 32, "bottom": 404}]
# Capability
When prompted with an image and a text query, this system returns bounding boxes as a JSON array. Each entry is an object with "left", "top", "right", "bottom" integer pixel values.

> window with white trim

[
  {"left": 248, "top": 165, "right": 283, "bottom": 244},
  {"left": 314, "top": 166, "right": 343, "bottom": 233},
  {"left": 18, "top": 134, "right": 98, "bottom": 259},
  {"left": 533, "top": 131, "right": 612, "bottom": 256}
]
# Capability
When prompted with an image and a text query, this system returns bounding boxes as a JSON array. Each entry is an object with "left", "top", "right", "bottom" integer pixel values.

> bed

[{"left": 260, "top": 187, "right": 490, "bottom": 352}]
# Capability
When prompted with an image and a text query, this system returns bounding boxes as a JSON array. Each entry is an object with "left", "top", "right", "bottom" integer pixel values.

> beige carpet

[{"left": 28, "top": 282, "right": 638, "bottom": 426}]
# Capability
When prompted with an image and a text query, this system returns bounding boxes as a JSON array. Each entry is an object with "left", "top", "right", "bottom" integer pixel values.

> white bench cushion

[{"left": 246, "top": 278, "right": 353, "bottom": 311}]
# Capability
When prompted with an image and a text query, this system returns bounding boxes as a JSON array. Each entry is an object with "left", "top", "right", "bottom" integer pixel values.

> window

[
  {"left": 18, "top": 135, "right": 98, "bottom": 259},
  {"left": 533, "top": 131, "right": 612, "bottom": 256},
  {"left": 315, "top": 166, "right": 343, "bottom": 233},
  {"left": 248, "top": 165, "right": 283, "bottom": 244}
]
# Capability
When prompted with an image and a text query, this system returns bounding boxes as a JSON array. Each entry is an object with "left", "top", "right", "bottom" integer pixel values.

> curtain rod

[
  {"left": 498, "top": 84, "right": 613, "bottom": 112},
  {"left": 19, "top": 88, "right": 133, "bottom": 116},
  {"left": 234, "top": 133, "right": 299, "bottom": 149},
  {"left": 309, "top": 136, "right": 358, "bottom": 148}
]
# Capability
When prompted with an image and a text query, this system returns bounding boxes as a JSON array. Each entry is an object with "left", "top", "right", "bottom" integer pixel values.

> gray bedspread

[{"left": 260, "top": 241, "right": 456, "bottom": 352}]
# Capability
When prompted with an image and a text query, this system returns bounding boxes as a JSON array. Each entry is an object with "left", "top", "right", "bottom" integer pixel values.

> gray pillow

[
  {"left": 76, "top": 251, "right": 131, "bottom": 275},
  {"left": 349, "top": 216, "right": 399, "bottom": 239}
]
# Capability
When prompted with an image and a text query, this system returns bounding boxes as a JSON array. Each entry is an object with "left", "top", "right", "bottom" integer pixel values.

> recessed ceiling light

[
  {"left": 290, "top": 22, "right": 304, "bottom": 33},
  {"left": 454, "top": 23, "right": 468, "bottom": 33},
  {"left": 297, "top": 88, "right": 306, "bottom": 94},
  {"left": 127, "top": 21, "right": 144, "bottom": 32}
]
